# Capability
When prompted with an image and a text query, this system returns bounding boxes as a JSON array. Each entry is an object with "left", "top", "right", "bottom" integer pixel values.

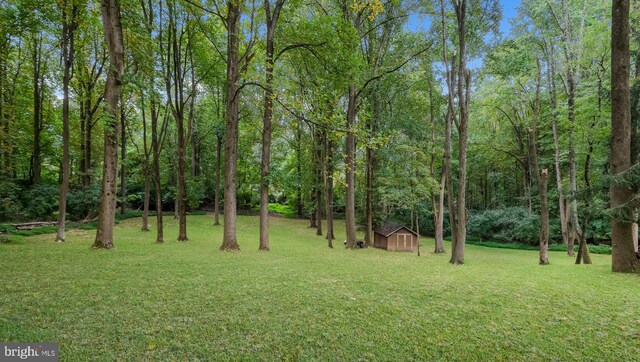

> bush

[
  {"left": 67, "top": 185, "right": 101, "bottom": 220},
  {"left": 21, "top": 184, "right": 60, "bottom": 220},
  {"left": 187, "top": 177, "right": 206, "bottom": 210},
  {"left": 0, "top": 179, "right": 22, "bottom": 221},
  {"left": 468, "top": 207, "right": 540, "bottom": 245},
  {"left": 461, "top": 237, "right": 612, "bottom": 255}
]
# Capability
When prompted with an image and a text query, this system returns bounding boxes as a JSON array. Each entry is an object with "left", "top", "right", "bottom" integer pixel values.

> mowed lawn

[{"left": 1, "top": 215, "right": 639, "bottom": 361}]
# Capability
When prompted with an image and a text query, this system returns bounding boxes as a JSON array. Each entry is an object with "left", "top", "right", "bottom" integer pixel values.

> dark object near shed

[{"left": 374, "top": 221, "right": 418, "bottom": 252}]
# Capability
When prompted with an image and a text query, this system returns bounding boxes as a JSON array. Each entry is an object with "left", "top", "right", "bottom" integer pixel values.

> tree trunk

[
  {"left": 56, "top": 5, "right": 77, "bottom": 242},
  {"left": 259, "top": 0, "right": 284, "bottom": 250},
  {"left": 120, "top": 96, "right": 127, "bottom": 215},
  {"left": 450, "top": 0, "right": 469, "bottom": 265},
  {"left": 214, "top": 135, "right": 221, "bottom": 225},
  {"left": 441, "top": 0, "right": 458, "bottom": 259},
  {"left": 31, "top": 35, "right": 42, "bottom": 186},
  {"left": 220, "top": 0, "right": 241, "bottom": 251},
  {"left": 325, "top": 137, "right": 334, "bottom": 247},
  {"left": 151, "top": 102, "right": 164, "bottom": 243},
  {"left": 141, "top": 97, "right": 150, "bottom": 232},
  {"left": 345, "top": 84, "right": 357, "bottom": 248},
  {"left": 610, "top": 0, "right": 638, "bottom": 273},
  {"left": 566, "top": 66, "right": 578, "bottom": 257},
  {"left": 364, "top": 90, "right": 379, "bottom": 246},
  {"left": 552, "top": 122, "right": 569, "bottom": 245},
  {"left": 529, "top": 60, "right": 549, "bottom": 265},
  {"left": 93, "top": 0, "right": 124, "bottom": 249},
  {"left": 296, "top": 122, "right": 303, "bottom": 218}
]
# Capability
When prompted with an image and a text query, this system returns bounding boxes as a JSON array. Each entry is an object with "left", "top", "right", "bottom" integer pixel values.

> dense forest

[{"left": 0, "top": 0, "right": 638, "bottom": 271}]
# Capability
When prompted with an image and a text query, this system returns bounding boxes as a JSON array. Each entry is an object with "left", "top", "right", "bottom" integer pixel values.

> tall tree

[
  {"left": 56, "top": 1, "right": 78, "bottom": 242},
  {"left": 220, "top": 0, "right": 244, "bottom": 251},
  {"left": 163, "top": 0, "right": 195, "bottom": 241},
  {"left": 259, "top": 0, "right": 285, "bottom": 251},
  {"left": 93, "top": 0, "right": 125, "bottom": 249},
  {"left": 30, "top": 33, "right": 44, "bottom": 186},
  {"left": 610, "top": 0, "right": 638, "bottom": 273},
  {"left": 528, "top": 59, "right": 549, "bottom": 265}
]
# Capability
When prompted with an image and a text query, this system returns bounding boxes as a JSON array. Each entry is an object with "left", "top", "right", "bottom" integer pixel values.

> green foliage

[
  {"left": 67, "top": 185, "right": 101, "bottom": 220},
  {"left": 186, "top": 176, "right": 207, "bottom": 210},
  {"left": 268, "top": 203, "right": 295, "bottom": 218},
  {"left": 460, "top": 238, "right": 612, "bottom": 255},
  {"left": 21, "top": 184, "right": 60, "bottom": 220},
  {"left": 0, "top": 179, "right": 22, "bottom": 221},
  {"left": 467, "top": 207, "right": 541, "bottom": 245}
]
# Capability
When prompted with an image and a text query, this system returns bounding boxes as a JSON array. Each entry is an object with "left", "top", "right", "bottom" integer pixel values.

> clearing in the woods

[{"left": 1, "top": 215, "right": 638, "bottom": 360}]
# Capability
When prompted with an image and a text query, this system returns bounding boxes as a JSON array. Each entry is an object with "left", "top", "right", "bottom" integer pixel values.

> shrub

[
  {"left": 0, "top": 179, "right": 22, "bottom": 221},
  {"left": 21, "top": 184, "right": 60, "bottom": 220},
  {"left": 187, "top": 177, "right": 206, "bottom": 210},
  {"left": 467, "top": 207, "right": 540, "bottom": 245},
  {"left": 67, "top": 185, "right": 101, "bottom": 220}
]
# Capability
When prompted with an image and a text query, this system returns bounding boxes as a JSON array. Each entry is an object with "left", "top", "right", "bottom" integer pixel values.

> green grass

[{"left": 1, "top": 215, "right": 639, "bottom": 361}]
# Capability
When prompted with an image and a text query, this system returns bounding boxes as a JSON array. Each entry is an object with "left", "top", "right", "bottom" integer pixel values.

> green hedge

[{"left": 444, "top": 235, "right": 611, "bottom": 255}]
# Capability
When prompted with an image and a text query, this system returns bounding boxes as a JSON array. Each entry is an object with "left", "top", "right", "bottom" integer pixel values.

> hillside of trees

[{"left": 0, "top": 0, "right": 638, "bottom": 271}]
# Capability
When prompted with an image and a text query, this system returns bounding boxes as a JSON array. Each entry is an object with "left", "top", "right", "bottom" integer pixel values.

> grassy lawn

[{"left": 1, "top": 215, "right": 639, "bottom": 361}]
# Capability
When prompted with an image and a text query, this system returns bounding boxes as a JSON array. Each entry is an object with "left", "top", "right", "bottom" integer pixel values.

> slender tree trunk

[
  {"left": 120, "top": 96, "right": 127, "bottom": 215},
  {"left": 566, "top": 67, "right": 578, "bottom": 257},
  {"left": 450, "top": 0, "right": 469, "bottom": 265},
  {"left": 315, "top": 130, "right": 323, "bottom": 237},
  {"left": 435, "top": 168, "right": 446, "bottom": 253},
  {"left": 176, "top": 114, "right": 187, "bottom": 240},
  {"left": 441, "top": 0, "right": 457, "bottom": 257},
  {"left": 214, "top": 135, "right": 221, "bottom": 225},
  {"left": 552, "top": 122, "right": 568, "bottom": 245},
  {"left": 31, "top": 35, "right": 42, "bottom": 186},
  {"left": 364, "top": 90, "right": 379, "bottom": 246},
  {"left": 325, "top": 137, "right": 334, "bottom": 247},
  {"left": 529, "top": 60, "right": 549, "bottom": 265},
  {"left": 576, "top": 137, "right": 593, "bottom": 265},
  {"left": 296, "top": 123, "right": 303, "bottom": 218},
  {"left": 259, "top": 0, "right": 284, "bottom": 250},
  {"left": 220, "top": 0, "right": 241, "bottom": 251},
  {"left": 151, "top": 102, "right": 164, "bottom": 243},
  {"left": 141, "top": 96, "right": 150, "bottom": 232},
  {"left": 345, "top": 84, "right": 357, "bottom": 247},
  {"left": 56, "top": 5, "right": 76, "bottom": 242},
  {"left": 93, "top": 0, "right": 124, "bottom": 249},
  {"left": 611, "top": 0, "right": 638, "bottom": 272}
]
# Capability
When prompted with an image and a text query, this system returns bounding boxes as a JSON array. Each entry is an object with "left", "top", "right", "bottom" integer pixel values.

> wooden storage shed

[{"left": 373, "top": 221, "right": 418, "bottom": 252}]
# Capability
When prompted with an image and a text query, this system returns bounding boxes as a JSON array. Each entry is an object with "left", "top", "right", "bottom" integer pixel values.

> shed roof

[{"left": 374, "top": 221, "right": 417, "bottom": 237}]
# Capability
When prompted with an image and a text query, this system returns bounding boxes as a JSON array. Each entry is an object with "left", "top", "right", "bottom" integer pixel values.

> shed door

[{"left": 397, "top": 233, "right": 411, "bottom": 250}]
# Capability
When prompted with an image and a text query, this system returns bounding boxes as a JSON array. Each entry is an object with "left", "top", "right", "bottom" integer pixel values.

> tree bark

[
  {"left": 441, "top": 0, "right": 457, "bottom": 257},
  {"left": 296, "top": 122, "right": 303, "bottom": 218},
  {"left": 450, "top": 0, "right": 469, "bottom": 265},
  {"left": 93, "top": 0, "right": 124, "bottom": 249},
  {"left": 220, "top": 0, "right": 242, "bottom": 251},
  {"left": 151, "top": 101, "right": 164, "bottom": 243},
  {"left": 325, "top": 137, "right": 335, "bottom": 247},
  {"left": 315, "top": 129, "right": 323, "bottom": 237},
  {"left": 56, "top": 4, "right": 77, "bottom": 242},
  {"left": 141, "top": 94, "right": 150, "bottom": 232},
  {"left": 344, "top": 83, "right": 357, "bottom": 248},
  {"left": 214, "top": 135, "right": 221, "bottom": 225},
  {"left": 259, "top": 0, "right": 284, "bottom": 251},
  {"left": 611, "top": 0, "right": 638, "bottom": 273},
  {"left": 120, "top": 95, "right": 127, "bottom": 215},
  {"left": 31, "top": 35, "right": 43, "bottom": 186},
  {"left": 529, "top": 60, "right": 549, "bottom": 265}
]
